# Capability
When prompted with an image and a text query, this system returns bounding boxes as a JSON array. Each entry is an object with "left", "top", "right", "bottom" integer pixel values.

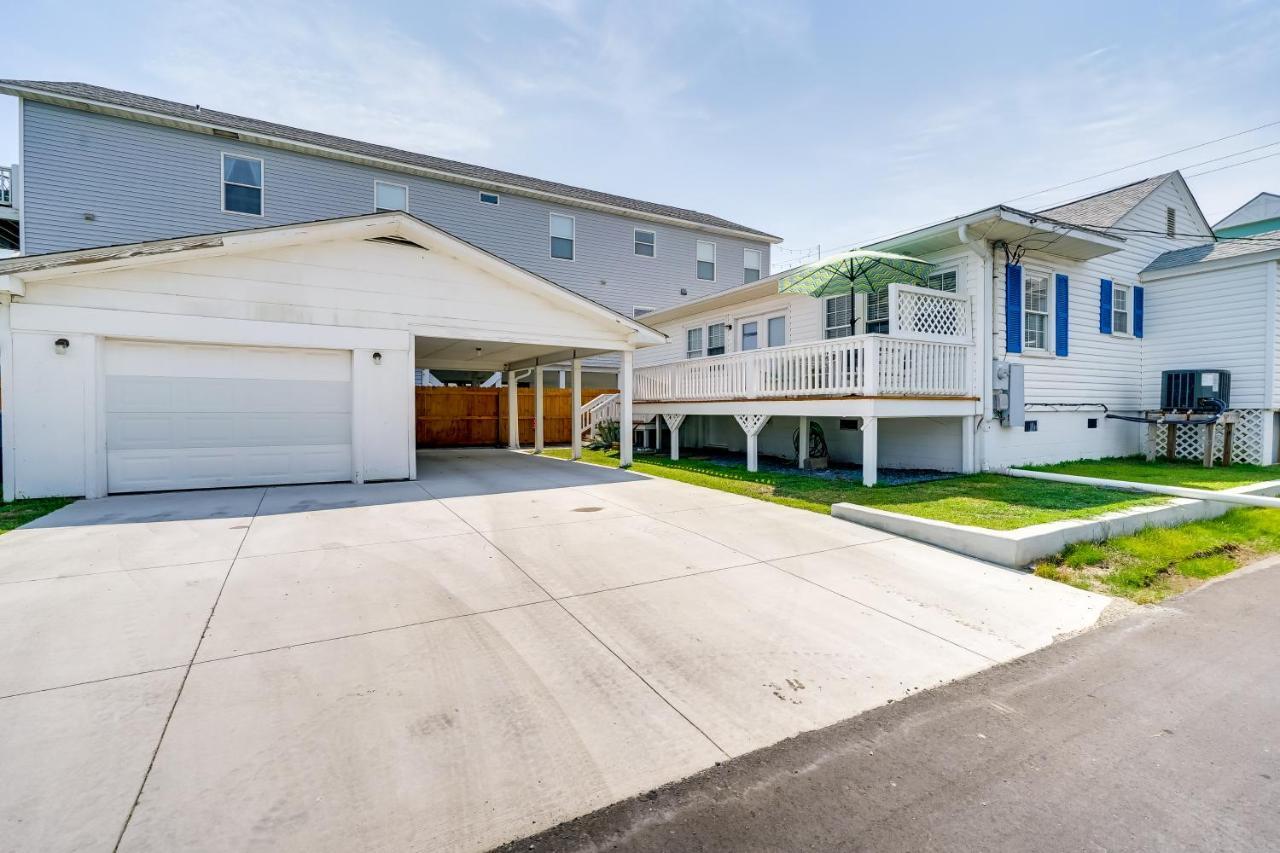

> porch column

[
  {"left": 570, "top": 358, "right": 583, "bottom": 460},
  {"left": 961, "top": 415, "right": 976, "bottom": 473},
  {"left": 534, "top": 366, "right": 545, "bottom": 453},
  {"left": 862, "top": 416, "right": 879, "bottom": 487},
  {"left": 506, "top": 370, "right": 519, "bottom": 449},
  {"left": 663, "top": 413, "right": 686, "bottom": 461},
  {"left": 797, "top": 415, "right": 810, "bottom": 469},
  {"left": 734, "top": 414, "right": 770, "bottom": 473},
  {"left": 619, "top": 350, "right": 634, "bottom": 467}
]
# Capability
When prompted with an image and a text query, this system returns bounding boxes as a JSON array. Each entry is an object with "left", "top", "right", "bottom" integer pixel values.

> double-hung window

[
  {"left": 743, "top": 248, "right": 762, "bottom": 283},
  {"left": 696, "top": 240, "right": 716, "bottom": 281},
  {"left": 1112, "top": 283, "right": 1131, "bottom": 334},
  {"left": 865, "top": 287, "right": 890, "bottom": 334},
  {"left": 1023, "top": 272, "right": 1051, "bottom": 351},
  {"left": 824, "top": 294, "right": 853, "bottom": 339},
  {"left": 927, "top": 269, "right": 958, "bottom": 292},
  {"left": 635, "top": 229, "right": 656, "bottom": 257},
  {"left": 707, "top": 322, "right": 726, "bottom": 355},
  {"left": 550, "top": 213, "right": 575, "bottom": 260},
  {"left": 686, "top": 327, "right": 703, "bottom": 359},
  {"left": 222, "top": 154, "right": 263, "bottom": 216},
  {"left": 374, "top": 181, "right": 408, "bottom": 212}
]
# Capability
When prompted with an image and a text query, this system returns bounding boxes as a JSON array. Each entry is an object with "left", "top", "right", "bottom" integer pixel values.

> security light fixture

[
  {"left": 54, "top": 338, "right": 70, "bottom": 354},
  {"left": 372, "top": 352, "right": 382, "bottom": 364}
]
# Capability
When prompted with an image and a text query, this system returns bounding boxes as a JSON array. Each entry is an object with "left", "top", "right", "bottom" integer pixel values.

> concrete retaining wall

[{"left": 832, "top": 480, "right": 1280, "bottom": 568}]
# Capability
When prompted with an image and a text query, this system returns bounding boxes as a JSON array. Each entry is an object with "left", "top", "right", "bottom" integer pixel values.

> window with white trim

[
  {"left": 767, "top": 315, "right": 786, "bottom": 346},
  {"left": 824, "top": 294, "right": 852, "bottom": 339},
  {"left": 550, "top": 213, "right": 575, "bottom": 260},
  {"left": 222, "top": 154, "right": 263, "bottom": 215},
  {"left": 707, "top": 322, "right": 726, "bottom": 355},
  {"left": 479, "top": 191, "right": 500, "bottom": 205},
  {"left": 696, "top": 240, "right": 716, "bottom": 281},
  {"left": 375, "top": 181, "right": 407, "bottom": 212},
  {"left": 866, "top": 287, "right": 889, "bottom": 334},
  {"left": 634, "top": 229, "right": 656, "bottom": 257},
  {"left": 686, "top": 327, "right": 703, "bottom": 358},
  {"left": 1112, "top": 283, "right": 1131, "bottom": 334},
  {"left": 743, "top": 248, "right": 762, "bottom": 283},
  {"left": 927, "top": 269, "right": 958, "bottom": 291},
  {"left": 1023, "top": 272, "right": 1051, "bottom": 351}
]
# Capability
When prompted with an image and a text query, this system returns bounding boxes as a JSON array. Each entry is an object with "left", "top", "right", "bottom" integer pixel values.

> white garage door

[{"left": 105, "top": 340, "right": 353, "bottom": 493}]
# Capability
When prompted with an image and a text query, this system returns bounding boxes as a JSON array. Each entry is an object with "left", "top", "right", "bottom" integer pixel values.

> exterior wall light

[
  {"left": 372, "top": 352, "right": 382, "bottom": 364},
  {"left": 54, "top": 338, "right": 70, "bottom": 355}
]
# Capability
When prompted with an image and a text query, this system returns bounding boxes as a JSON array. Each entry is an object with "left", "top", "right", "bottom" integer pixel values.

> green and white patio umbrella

[{"left": 777, "top": 249, "right": 934, "bottom": 297}]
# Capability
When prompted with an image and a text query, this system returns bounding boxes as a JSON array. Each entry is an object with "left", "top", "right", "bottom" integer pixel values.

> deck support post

[
  {"left": 533, "top": 366, "right": 545, "bottom": 453},
  {"left": 663, "top": 413, "right": 686, "bottom": 461},
  {"left": 619, "top": 350, "right": 634, "bottom": 468},
  {"left": 797, "top": 415, "right": 810, "bottom": 469},
  {"left": 961, "top": 415, "right": 976, "bottom": 473},
  {"left": 862, "top": 416, "right": 879, "bottom": 487},
  {"left": 506, "top": 370, "right": 520, "bottom": 449},
  {"left": 734, "top": 414, "right": 770, "bottom": 473},
  {"left": 570, "top": 358, "right": 583, "bottom": 460}
]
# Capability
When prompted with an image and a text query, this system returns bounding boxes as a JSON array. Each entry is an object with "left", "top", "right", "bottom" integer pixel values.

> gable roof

[
  {"left": 0, "top": 210, "right": 666, "bottom": 346},
  {"left": 1142, "top": 229, "right": 1280, "bottom": 274},
  {"left": 0, "top": 80, "right": 780, "bottom": 243},
  {"left": 1036, "top": 173, "right": 1174, "bottom": 228},
  {"left": 1214, "top": 191, "right": 1280, "bottom": 229}
]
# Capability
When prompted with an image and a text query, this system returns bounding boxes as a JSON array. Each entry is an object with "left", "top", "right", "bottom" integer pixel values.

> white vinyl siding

[
  {"left": 374, "top": 181, "right": 407, "bottom": 212},
  {"left": 744, "top": 248, "right": 762, "bottom": 283},
  {"left": 1023, "top": 273, "right": 1050, "bottom": 351},
  {"left": 697, "top": 240, "right": 716, "bottom": 281},
  {"left": 550, "top": 213, "right": 575, "bottom": 260}
]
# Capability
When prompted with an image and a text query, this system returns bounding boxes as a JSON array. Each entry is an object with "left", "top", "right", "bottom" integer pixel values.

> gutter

[{"left": 1000, "top": 467, "right": 1280, "bottom": 510}]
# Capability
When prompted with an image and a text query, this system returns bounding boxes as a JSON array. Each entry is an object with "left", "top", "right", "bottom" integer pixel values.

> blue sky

[{"left": 2, "top": 0, "right": 1278, "bottom": 268}]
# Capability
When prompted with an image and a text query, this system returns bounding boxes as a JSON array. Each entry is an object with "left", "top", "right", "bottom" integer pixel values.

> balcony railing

[
  {"left": 0, "top": 166, "right": 11, "bottom": 207},
  {"left": 633, "top": 284, "right": 975, "bottom": 402}
]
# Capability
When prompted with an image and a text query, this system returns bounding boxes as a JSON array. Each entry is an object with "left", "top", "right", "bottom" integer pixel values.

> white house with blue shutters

[{"left": 627, "top": 171, "right": 1279, "bottom": 483}]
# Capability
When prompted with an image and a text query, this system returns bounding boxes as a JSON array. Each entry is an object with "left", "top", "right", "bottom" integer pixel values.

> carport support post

[
  {"left": 619, "top": 350, "right": 634, "bottom": 467},
  {"left": 961, "top": 415, "right": 976, "bottom": 473},
  {"left": 797, "top": 416, "right": 809, "bottom": 469},
  {"left": 533, "top": 365, "right": 545, "bottom": 453},
  {"left": 506, "top": 370, "right": 519, "bottom": 449},
  {"left": 663, "top": 413, "right": 686, "bottom": 461},
  {"left": 734, "top": 414, "right": 770, "bottom": 473},
  {"left": 862, "top": 416, "right": 879, "bottom": 487},
  {"left": 571, "top": 358, "right": 583, "bottom": 460}
]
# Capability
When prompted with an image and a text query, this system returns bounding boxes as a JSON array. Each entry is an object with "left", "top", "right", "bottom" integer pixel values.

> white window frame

[
  {"left": 926, "top": 267, "right": 958, "bottom": 292},
  {"left": 1022, "top": 270, "right": 1052, "bottom": 353},
  {"left": 685, "top": 326, "right": 704, "bottom": 359},
  {"left": 549, "top": 212, "right": 575, "bottom": 261},
  {"left": 743, "top": 247, "right": 763, "bottom": 283},
  {"left": 696, "top": 240, "right": 716, "bottom": 282},
  {"left": 1112, "top": 282, "right": 1132, "bottom": 337},
  {"left": 866, "top": 287, "right": 890, "bottom": 334},
  {"left": 479, "top": 191, "right": 500, "bottom": 205},
  {"left": 220, "top": 152, "right": 264, "bottom": 217},
  {"left": 374, "top": 180, "right": 408, "bottom": 213},
  {"left": 824, "top": 293, "right": 853, "bottom": 339},
  {"left": 634, "top": 227, "right": 657, "bottom": 258}
]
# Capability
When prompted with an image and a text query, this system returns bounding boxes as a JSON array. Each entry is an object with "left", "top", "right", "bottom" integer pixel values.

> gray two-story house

[{"left": 0, "top": 80, "right": 778, "bottom": 331}]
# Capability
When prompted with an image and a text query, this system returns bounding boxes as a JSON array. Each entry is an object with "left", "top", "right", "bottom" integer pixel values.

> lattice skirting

[{"left": 1147, "top": 409, "right": 1270, "bottom": 465}]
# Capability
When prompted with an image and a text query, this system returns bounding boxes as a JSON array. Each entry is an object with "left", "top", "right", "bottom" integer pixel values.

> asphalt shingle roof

[
  {"left": 1142, "top": 229, "right": 1280, "bottom": 273},
  {"left": 0, "top": 80, "right": 779, "bottom": 241},
  {"left": 1037, "top": 173, "right": 1173, "bottom": 229}
]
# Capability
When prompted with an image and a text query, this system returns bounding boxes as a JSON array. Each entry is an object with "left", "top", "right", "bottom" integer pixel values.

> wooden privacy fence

[{"left": 416, "top": 386, "right": 618, "bottom": 447}]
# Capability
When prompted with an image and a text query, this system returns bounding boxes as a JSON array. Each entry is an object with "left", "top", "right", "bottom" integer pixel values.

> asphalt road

[{"left": 502, "top": 559, "right": 1280, "bottom": 853}]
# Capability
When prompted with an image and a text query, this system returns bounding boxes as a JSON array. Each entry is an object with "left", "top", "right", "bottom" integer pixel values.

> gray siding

[{"left": 20, "top": 101, "right": 771, "bottom": 316}]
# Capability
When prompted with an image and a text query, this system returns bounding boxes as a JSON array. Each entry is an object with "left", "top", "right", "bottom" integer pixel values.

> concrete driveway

[{"left": 0, "top": 449, "right": 1109, "bottom": 853}]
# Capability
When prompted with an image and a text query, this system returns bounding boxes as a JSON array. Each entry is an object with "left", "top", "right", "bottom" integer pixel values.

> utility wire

[{"left": 1186, "top": 149, "right": 1280, "bottom": 178}]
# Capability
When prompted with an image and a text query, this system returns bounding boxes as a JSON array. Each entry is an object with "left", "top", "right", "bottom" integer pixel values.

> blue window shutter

[
  {"left": 1134, "top": 286, "right": 1145, "bottom": 338},
  {"left": 1005, "top": 264, "right": 1022, "bottom": 354},
  {"left": 1055, "top": 274, "right": 1069, "bottom": 356},
  {"left": 1099, "top": 279, "right": 1113, "bottom": 334}
]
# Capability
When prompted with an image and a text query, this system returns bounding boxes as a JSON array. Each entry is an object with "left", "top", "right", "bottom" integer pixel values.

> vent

[
  {"left": 1161, "top": 369, "right": 1230, "bottom": 412},
  {"left": 211, "top": 128, "right": 241, "bottom": 140},
  {"left": 1166, "top": 207, "right": 1176, "bottom": 238}
]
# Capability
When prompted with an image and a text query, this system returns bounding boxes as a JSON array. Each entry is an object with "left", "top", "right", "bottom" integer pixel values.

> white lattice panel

[
  {"left": 1148, "top": 409, "right": 1266, "bottom": 465},
  {"left": 893, "top": 285, "right": 971, "bottom": 339}
]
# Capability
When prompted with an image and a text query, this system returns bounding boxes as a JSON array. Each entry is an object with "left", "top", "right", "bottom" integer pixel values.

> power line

[{"left": 1186, "top": 149, "right": 1280, "bottom": 179}]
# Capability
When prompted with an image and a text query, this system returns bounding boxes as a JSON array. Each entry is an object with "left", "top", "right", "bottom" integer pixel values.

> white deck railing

[{"left": 634, "top": 334, "right": 973, "bottom": 401}]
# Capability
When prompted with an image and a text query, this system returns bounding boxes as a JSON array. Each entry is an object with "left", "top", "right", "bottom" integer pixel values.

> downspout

[{"left": 958, "top": 223, "right": 994, "bottom": 470}]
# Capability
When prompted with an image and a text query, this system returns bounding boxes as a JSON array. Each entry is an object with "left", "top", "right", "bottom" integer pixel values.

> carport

[{"left": 0, "top": 212, "right": 663, "bottom": 500}]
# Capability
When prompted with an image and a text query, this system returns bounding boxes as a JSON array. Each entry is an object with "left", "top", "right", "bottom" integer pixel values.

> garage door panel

[{"left": 105, "top": 341, "right": 355, "bottom": 493}]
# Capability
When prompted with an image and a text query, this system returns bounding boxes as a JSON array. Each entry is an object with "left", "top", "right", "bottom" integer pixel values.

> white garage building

[{"left": 0, "top": 212, "right": 662, "bottom": 500}]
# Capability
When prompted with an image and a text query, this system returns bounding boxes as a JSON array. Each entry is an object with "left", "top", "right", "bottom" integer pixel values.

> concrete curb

[{"left": 832, "top": 479, "right": 1280, "bottom": 568}]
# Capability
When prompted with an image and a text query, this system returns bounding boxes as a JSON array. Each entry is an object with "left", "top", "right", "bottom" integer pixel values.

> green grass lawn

[
  {"left": 0, "top": 497, "right": 73, "bottom": 534},
  {"left": 1027, "top": 456, "right": 1280, "bottom": 491},
  {"left": 1035, "top": 507, "right": 1280, "bottom": 604},
  {"left": 544, "top": 448, "right": 1167, "bottom": 530}
]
